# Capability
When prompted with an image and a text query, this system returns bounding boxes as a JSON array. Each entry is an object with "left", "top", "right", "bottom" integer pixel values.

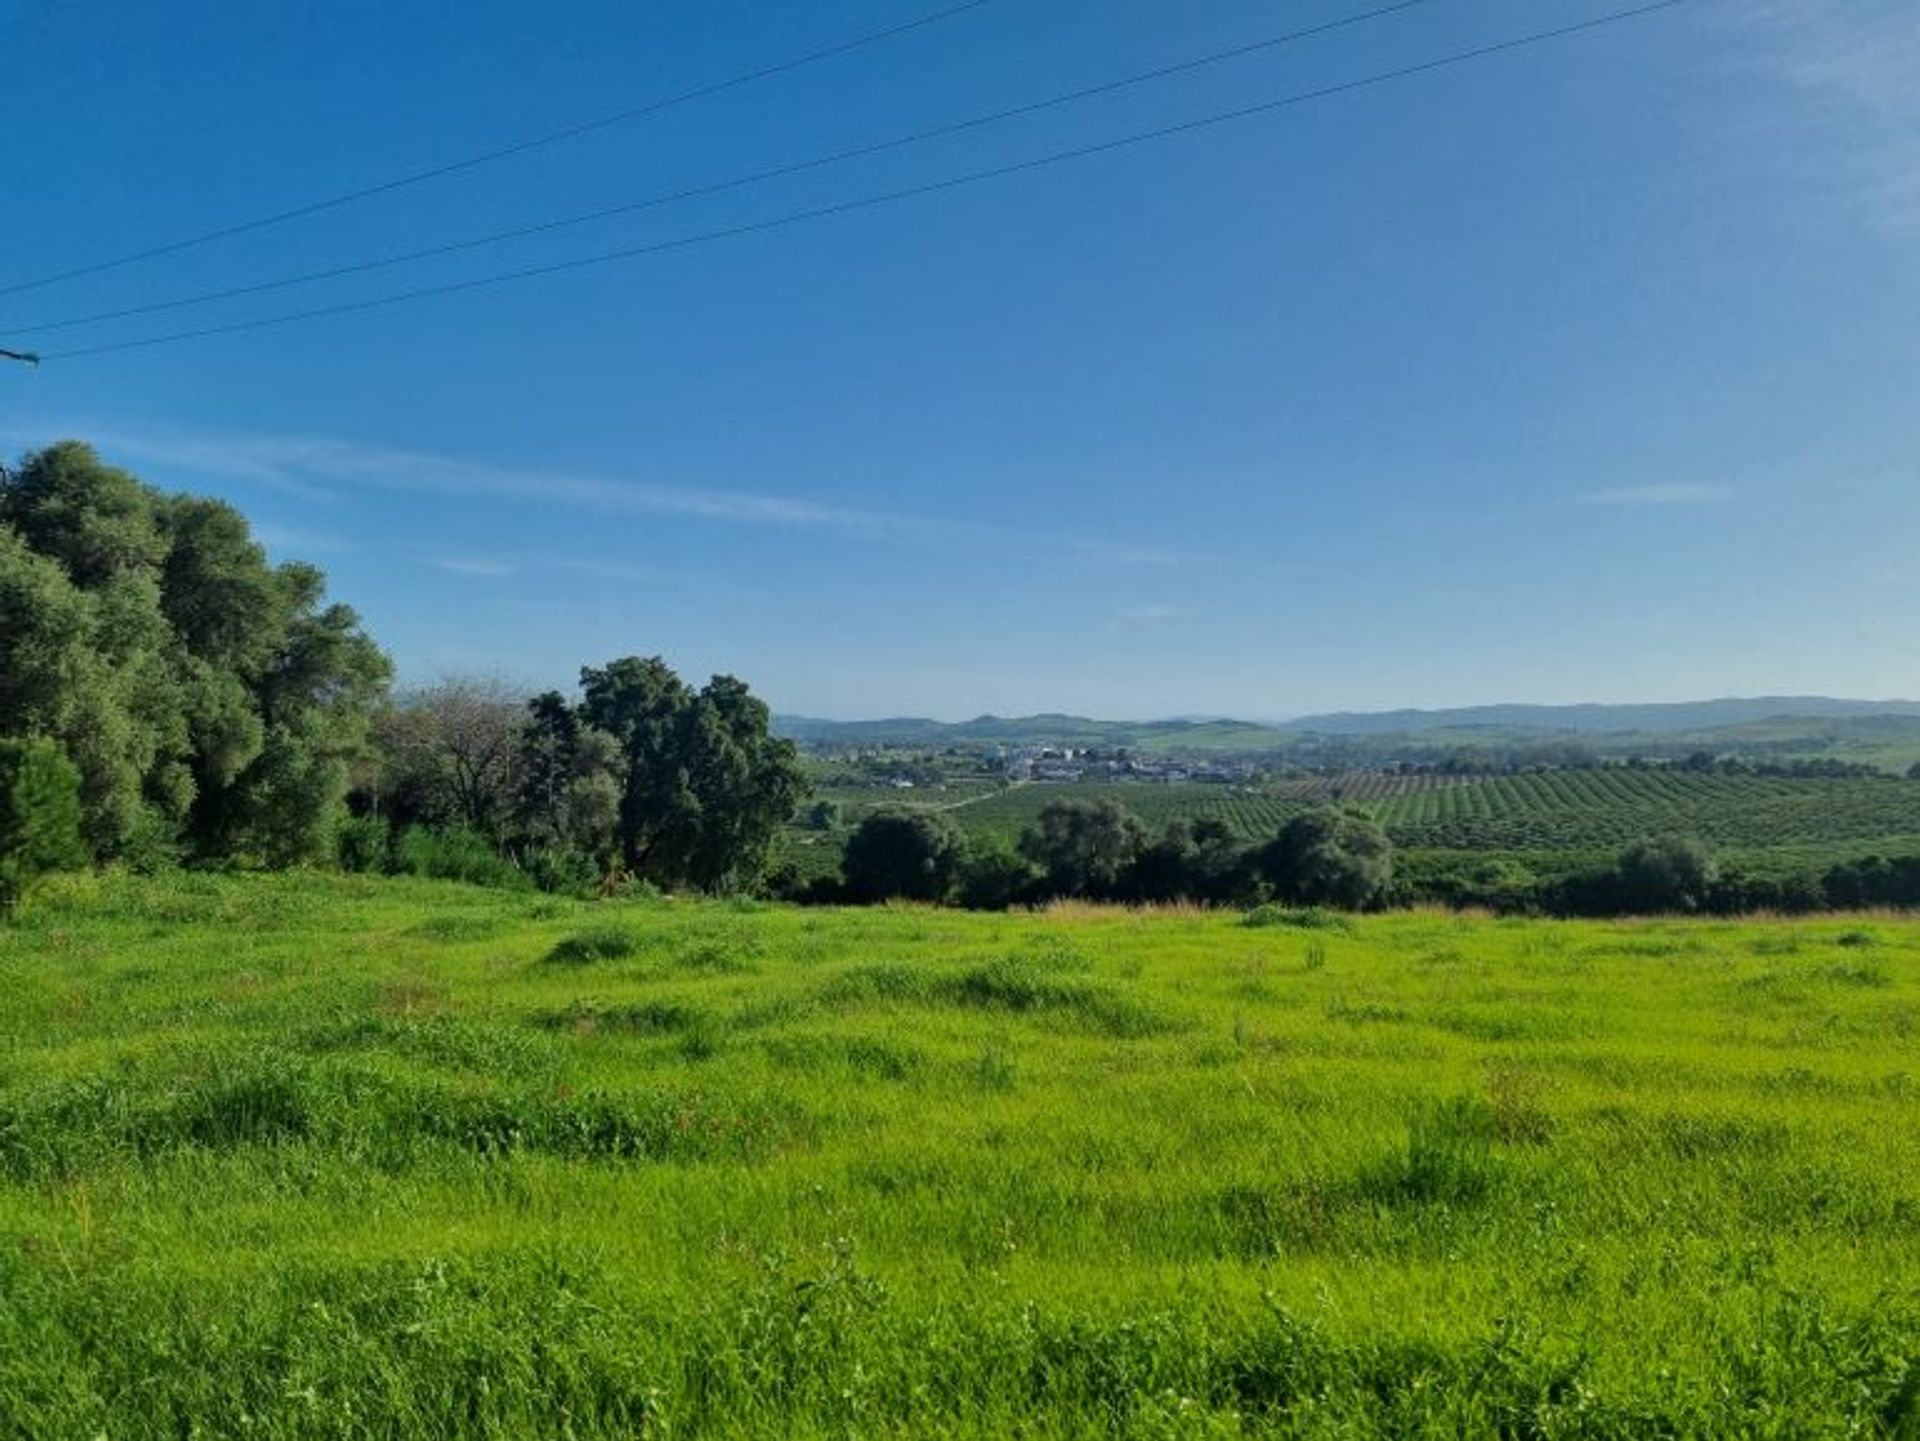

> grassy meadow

[{"left": 2, "top": 873, "right": 1919, "bottom": 1437}]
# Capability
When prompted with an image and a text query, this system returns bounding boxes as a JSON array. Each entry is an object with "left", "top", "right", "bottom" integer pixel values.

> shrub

[
  {"left": 392, "top": 825, "right": 526, "bottom": 889},
  {"left": 336, "top": 814, "right": 391, "bottom": 874},
  {"left": 0, "top": 737, "right": 86, "bottom": 916},
  {"left": 1242, "top": 903, "right": 1349, "bottom": 932}
]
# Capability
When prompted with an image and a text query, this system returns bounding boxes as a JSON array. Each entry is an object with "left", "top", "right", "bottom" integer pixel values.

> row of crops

[
  {"left": 799, "top": 771, "right": 1920, "bottom": 868},
  {"left": 1370, "top": 770, "right": 1920, "bottom": 851}
]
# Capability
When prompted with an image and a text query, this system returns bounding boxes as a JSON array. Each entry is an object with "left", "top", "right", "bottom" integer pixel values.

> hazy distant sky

[{"left": 2, "top": 0, "right": 1915, "bottom": 718}]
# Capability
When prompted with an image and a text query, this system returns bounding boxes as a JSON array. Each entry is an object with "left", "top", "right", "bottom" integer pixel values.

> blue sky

[{"left": 2, "top": 0, "right": 1916, "bottom": 719}]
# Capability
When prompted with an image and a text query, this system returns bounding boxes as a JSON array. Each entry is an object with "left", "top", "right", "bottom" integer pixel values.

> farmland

[
  {"left": 4, "top": 871, "right": 1919, "bottom": 1436},
  {"left": 782, "top": 768, "right": 1920, "bottom": 888}
]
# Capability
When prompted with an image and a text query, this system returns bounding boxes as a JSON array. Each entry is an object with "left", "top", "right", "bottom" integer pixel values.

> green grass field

[{"left": 4, "top": 873, "right": 1919, "bottom": 1437}]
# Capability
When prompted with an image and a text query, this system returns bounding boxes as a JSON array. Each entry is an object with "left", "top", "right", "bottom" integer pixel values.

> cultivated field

[
  {"left": 3, "top": 874, "right": 1919, "bottom": 1437},
  {"left": 784, "top": 769, "right": 1920, "bottom": 886}
]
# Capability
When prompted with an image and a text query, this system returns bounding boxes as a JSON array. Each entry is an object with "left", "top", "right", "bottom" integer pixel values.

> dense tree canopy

[
  {"left": 842, "top": 810, "right": 965, "bottom": 903},
  {"left": 1612, "top": 835, "right": 1717, "bottom": 914},
  {"left": 578, "top": 658, "right": 806, "bottom": 891},
  {"left": 1018, "top": 798, "right": 1147, "bottom": 898},
  {"left": 1255, "top": 807, "right": 1395, "bottom": 910},
  {"left": 1, "top": 442, "right": 390, "bottom": 866}
]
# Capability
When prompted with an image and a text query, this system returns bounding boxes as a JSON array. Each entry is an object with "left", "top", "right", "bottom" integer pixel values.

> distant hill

[
  {"left": 1285, "top": 697, "right": 1920, "bottom": 736},
  {"left": 774, "top": 714, "right": 1280, "bottom": 753},
  {"left": 777, "top": 697, "right": 1920, "bottom": 763}
]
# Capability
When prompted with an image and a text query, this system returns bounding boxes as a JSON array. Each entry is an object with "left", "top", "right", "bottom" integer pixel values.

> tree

[
  {"left": 1018, "top": 798, "right": 1146, "bottom": 899},
  {"left": 1, "top": 442, "right": 390, "bottom": 866},
  {"left": 956, "top": 842, "right": 1038, "bottom": 911},
  {"left": 1255, "top": 807, "right": 1394, "bottom": 909},
  {"left": 373, "top": 676, "right": 525, "bottom": 838},
  {"left": 1122, "top": 817, "right": 1247, "bottom": 904},
  {"left": 578, "top": 657, "right": 805, "bottom": 891},
  {"left": 1613, "top": 835, "right": 1716, "bottom": 914},
  {"left": 841, "top": 810, "right": 964, "bottom": 903},
  {"left": 516, "top": 690, "right": 620, "bottom": 863},
  {"left": 0, "top": 737, "right": 85, "bottom": 915},
  {"left": 1908, "top": 761, "right": 1920, "bottom": 781}
]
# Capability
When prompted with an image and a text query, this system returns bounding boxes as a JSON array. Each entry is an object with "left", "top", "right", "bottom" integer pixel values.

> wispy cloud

[
  {"left": 1735, "top": 0, "right": 1920, "bottom": 232},
  {"left": 2, "top": 420, "right": 1183, "bottom": 569},
  {"left": 1577, "top": 483, "right": 1733, "bottom": 508},
  {"left": 427, "top": 556, "right": 517, "bottom": 579},
  {"left": 66, "top": 427, "right": 916, "bottom": 537}
]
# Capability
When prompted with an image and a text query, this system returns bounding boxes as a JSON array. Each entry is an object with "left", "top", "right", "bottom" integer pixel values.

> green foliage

[
  {"left": 335, "top": 814, "right": 390, "bottom": 874},
  {"left": 1615, "top": 834, "right": 1718, "bottom": 914},
  {"left": 1241, "top": 903, "right": 1349, "bottom": 931},
  {"left": 841, "top": 810, "right": 964, "bottom": 903},
  {"left": 955, "top": 842, "right": 1037, "bottom": 911},
  {"left": 1017, "top": 798, "right": 1146, "bottom": 898},
  {"left": 582, "top": 658, "right": 806, "bottom": 891},
  {"left": 0, "top": 441, "right": 390, "bottom": 866},
  {"left": 391, "top": 825, "right": 528, "bottom": 889},
  {"left": 0, "top": 737, "right": 85, "bottom": 914},
  {"left": 1256, "top": 807, "right": 1394, "bottom": 909}
]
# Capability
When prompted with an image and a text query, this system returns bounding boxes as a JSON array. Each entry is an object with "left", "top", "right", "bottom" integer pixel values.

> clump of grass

[
  {"left": 763, "top": 1034, "right": 924, "bottom": 1081},
  {"left": 1652, "top": 1111, "right": 1787, "bottom": 1162},
  {"left": 674, "top": 941, "right": 758, "bottom": 974},
  {"left": 1835, "top": 928, "right": 1879, "bottom": 949},
  {"left": 935, "top": 958, "right": 1172, "bottom": 1038},
  {"left": 1242, "top": 904, "right": 1351, "bottom": 932},
  {"left": 1324, "top": 997, "right": 1407, "bottom": 1025},
  {"left": 819, "top": 963, "right": 933, "bottom": 1006},
  {"left": 973, "top": 1035, "right": 1017, "bottom": 1092},
  {"left": 1216, "top": 1180, "right": 1338, "bottom": 1256},
  {"left": 532, "top": 999, "right": 705, "bottom": 1037},
  {"left": 678, "top": 1012, "right": 729, "bottom": 1061},
  {"left": 545, "top": 926, "right": 638, "bottom": 965},
  {"left": 1819, "top": 958, "right": 1889, "bottom": 988},
  {"left": 1357, "top": 1097, "right": 1502, "bottom": 1208},
  {"left": 1485, "top": 1064, "right": 1555, "bottom": 1145},
  {"left": 407, "top": 914, "right": 505, "bottom": 943}
]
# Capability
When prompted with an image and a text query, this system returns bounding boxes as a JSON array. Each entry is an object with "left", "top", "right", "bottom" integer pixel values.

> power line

[
  {"left": 6, "top": 0, "right": 1443, "bottom": 338},
  {"left": 41, "top": 0, "right": 1686, "bottom": 363},
  {"left": 0, "top": 0, "right": 1003, "bottom": 301}
]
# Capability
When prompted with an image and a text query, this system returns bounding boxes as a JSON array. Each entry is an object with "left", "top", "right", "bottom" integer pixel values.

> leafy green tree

[
  {"left": 1018, "top": 798, "right": 1146, "bottom": 899},
  {"left": 581, "top": 656, "right": 691, "bottom": 877},
  {"left": 1613, "top": 835, "right": 1716, "bottom": 914},
  {"left": 841, "top": 810, "right": 964, "bottom": 903},
  {"left": 1255, "top": 807, "right": 1394, "bottom": 909},
  {"left": 956, "top": 842, "right": 1038, "bottom": 911},
  {"left": 0, "top": 737, "right": 85, "bottom": 915},
  {"left": 516, "top": 691, "right": 621, "bottom": 864},
  {"left": 1123, "top": 817, "right": 1247, "bottom": 904},
  {"left": 2, "top": 442, "right": 389, "bottom": 866},
  {"left": 579, "top": 657, "right": 804, "bottom": 890}
]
